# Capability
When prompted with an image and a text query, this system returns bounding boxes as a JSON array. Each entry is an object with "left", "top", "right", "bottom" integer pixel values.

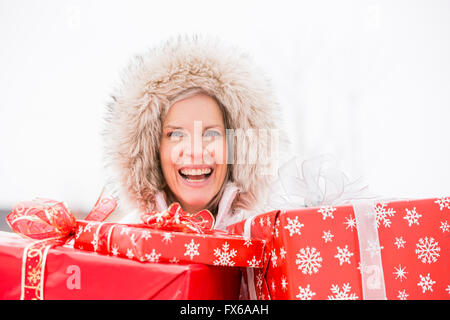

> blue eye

[
  {"left": 168, "top": 130, "right": 185, "bottom": 138},
  {"left": 204, "top": 130, "right": 221, "bottom": 137}
]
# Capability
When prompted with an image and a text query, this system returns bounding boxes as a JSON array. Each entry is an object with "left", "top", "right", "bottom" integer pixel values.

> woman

[{"left": 102, "top": 35, "right": 287, "bottom": 229}]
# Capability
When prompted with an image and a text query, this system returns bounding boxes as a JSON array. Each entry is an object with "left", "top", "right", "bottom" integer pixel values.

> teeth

[{"left": 180, "top": 168, "right": 212, "bottom": 176}]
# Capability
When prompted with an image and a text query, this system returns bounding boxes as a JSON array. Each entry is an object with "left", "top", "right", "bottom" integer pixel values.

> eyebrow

[
  {"left": 164, "top": 125, "right": 184, "bottom": 130},
  {"left": 163, "top": 124, "right": 224, "bottom": 130}
]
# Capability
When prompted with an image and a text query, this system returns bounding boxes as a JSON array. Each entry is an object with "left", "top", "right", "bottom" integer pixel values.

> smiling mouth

[{"left": 178, "top": 167, "right": 213, "bottom": 182}]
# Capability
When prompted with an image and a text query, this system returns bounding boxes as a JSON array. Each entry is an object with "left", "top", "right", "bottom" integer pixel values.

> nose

[
  {"left": 182, "top": 137, "right": 204, "bottom": 164},
  {"left": 175, "top": 121, "right": 219, "bottom": 165},
  {"left": 176, "top": 124, "right": 205, "bottom": 164}
]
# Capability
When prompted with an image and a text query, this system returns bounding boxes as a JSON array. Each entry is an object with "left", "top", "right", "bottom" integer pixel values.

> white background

[{"left": 1, "top": 0, "right": 449, "bottom": 215}]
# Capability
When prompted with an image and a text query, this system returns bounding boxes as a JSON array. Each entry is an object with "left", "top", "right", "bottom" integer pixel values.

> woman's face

[{"left": 160, "top": 94, "right": 228, "bottom": 213}]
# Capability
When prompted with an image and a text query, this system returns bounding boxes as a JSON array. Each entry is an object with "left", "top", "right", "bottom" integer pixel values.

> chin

[{"left": 179, "top": 194, "right": 212, "bottom": 210}]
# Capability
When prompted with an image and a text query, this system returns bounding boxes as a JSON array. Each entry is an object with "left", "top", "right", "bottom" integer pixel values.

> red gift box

[
  {"left": 0, "top": 231, "right": 241, "bottom": 299},
  {"left": 228, "top": 197, "right": 450, "bottom": 300},
  {"left": 3, "top": 197, "right": 265, "bottom": 299},
  {"left": 73, "top": 220, "right": 265, "bottom": 268}
]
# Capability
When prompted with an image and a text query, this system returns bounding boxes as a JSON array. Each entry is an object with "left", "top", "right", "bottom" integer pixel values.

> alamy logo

[
  {"left": 169, "top": 121, "right": 280, "bottom": 176},
  {"left": 66, "top": 265, "right": 81, "bottom": 290},
  {"left": 364, "top": 265, "right": 382, "bottom": 290}
]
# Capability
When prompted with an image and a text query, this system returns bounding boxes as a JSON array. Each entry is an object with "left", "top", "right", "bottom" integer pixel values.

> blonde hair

[{"left": 160, "top": 87, "right": 233, "bottom": 215}]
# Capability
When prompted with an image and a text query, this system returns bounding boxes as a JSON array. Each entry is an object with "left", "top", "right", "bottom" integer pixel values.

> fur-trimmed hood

[{"left": 103, "top": 35, "right": 288, "bottom": 224}]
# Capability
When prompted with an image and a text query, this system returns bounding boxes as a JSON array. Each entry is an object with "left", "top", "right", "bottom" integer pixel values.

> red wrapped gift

[
  {"left": 228, "top": 197, "right": 450, "bottom": 300},
  {"left": 0, "top": 231, "right": 241, "bottom": 299},
  {"left": 3, "top": 196, "right": 265, "bottom": 299},
  {"left": 73, "top": 220, "right": 264, "bottom": 268}
]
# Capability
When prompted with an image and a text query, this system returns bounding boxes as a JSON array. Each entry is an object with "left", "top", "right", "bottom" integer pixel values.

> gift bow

[
  {"left": 141, "top": 202, "right": 215, "bottom": 234},
  {"left": 6, "top": 196, "right": 214, "bottom": 299},
  {"left": 7, "top": 198, "right": 77, "bottom": 242},
  {"left": 6, "top": 194, "right": 117, "bottom": 300},
  {"left": 266, "top": 154, "right": 376, "bottom": 209},
  {"left": 6, "top": 196, "right": 117, "bottom": 242}
]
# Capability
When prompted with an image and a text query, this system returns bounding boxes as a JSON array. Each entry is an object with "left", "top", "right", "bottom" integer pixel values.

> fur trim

[{"left": 103, "top": 34, "right": 288, "bottom": 216}]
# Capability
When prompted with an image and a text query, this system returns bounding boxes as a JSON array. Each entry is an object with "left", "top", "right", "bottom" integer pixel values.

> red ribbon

[
  {"left": 141, "top": 203, "right": 215, "bottom": 234},
  {"left": 6, "top": 197, "right": 213, "bottom": 299},
  {"left": 6, "top": 194, "right": 117, "bottom": 300}
]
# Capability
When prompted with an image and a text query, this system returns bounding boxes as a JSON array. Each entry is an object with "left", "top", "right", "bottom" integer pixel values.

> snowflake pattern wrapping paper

[
  {"left": 73, "top": 220, "right": 265, "bottom": 268},
  {"left": 228, "top": 197, "right": 450, "bottom": 300},
  {"left": 0, "top": 231, "right": 241, "bottom": 299}
]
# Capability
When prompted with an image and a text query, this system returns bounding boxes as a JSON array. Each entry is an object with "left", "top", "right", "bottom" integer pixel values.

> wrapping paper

[
  {"left": 228, "top": 197, "right": 450, "bottom": 300},
  {"left": 74, "top": 220, "right": 265, "bottom": 268},
  {"left": 4, "top": 196, "right": 264, "bottom": 299},
  {"left": 0, "top": 231, "right": 241, "bottom": 300}
]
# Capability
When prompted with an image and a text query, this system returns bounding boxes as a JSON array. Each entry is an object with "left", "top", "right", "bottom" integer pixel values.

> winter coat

[{"left": 102, "top": 35, "right": 288, "bottom": 229}]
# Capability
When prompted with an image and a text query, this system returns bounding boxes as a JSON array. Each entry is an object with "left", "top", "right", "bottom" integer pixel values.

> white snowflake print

[
  {"left": 130, "top": 233, "right": 137, "bottom": 246},
  {"left": 394, "top": 236, "right": 406, "bottom": 249},
  {"left": 142, "top": 230, "right": 152, "bottom": 240},
  {"left": 327, "top": 283, "right": 359, "bottom": 300},
  {"left": 274, "top": 226, "right": 279, "bottom": 238},
  {"left": 417, "top": 273, "right": 435, "bottom": 293},
  {"left": 393, "top": 264, "right": 408, "bottom": 282},
  {"left": 75, "top": 225, "right": 83, "bottom": 239},
  {"left": 243, "top": 238, "right": 252, "bottom": 247},
  {"left": 270, "top": 249, "right": 278, "bottom": 268},
  {"left": 415, "top": 237, "right": 440, "bottom": 264},
  {"left": 258, "top": 217, "right": 265, "bottom": 227},
  {"left": 213, "top": 242, "right": 237, "bottom": 266},
  {"left": 279, "top": 247, "right": 287, "bottom": 260},
  {"left": 440, "top": 221, "right": 449, "bottom": 233},
  {"left": 318, "top": 206, "right": 336, "bottom": 220},
  {"left": 126, "top": 248, "right": 134, "bottom": 259},
  {"left": 280, "top": 276, "right": 288, "bottom": 292},
  {"left": 435, "top": 197, "right": 450, "bottom": 211},
  {"left": 372, "top": 203, "right": 396, "bottom": 228},
  {"left": 111, "top": 244, "right": 119, "bottom": 256},
  {"left": 403, "top": 207, "right": 422, "bottom": 227},
  {"left": 247, "top": 256, "right": 262, "bottom": 268},
  {"left": 334, "top": 245, "right": 354, "bottom": 265},
  {"left": 365, "top": 240, "right": 384, "bottom": 258},
  {"left": 296, "top": 247, "right": 323, "bottom": 275},
  {"left": 343, "top": 216, "right": 357, "bottom": 230},
  {"left": 120, "top": 227, "right": 131, "bottom": 235},
  {"left": 184, "top": 239, "right": 200, "bottom": 260},
  {"left": 446, "top": 285, "right": 450, "bottom": 295},
  {"left": 271, "top": 280, "right": 276, "bottom": 292},
  {"left": 169, "top": 256, "right": 179, "bottom": 263},
  {"left": 357, "top": 262, "right": 364, "bottom": 274},
  {"left": 161, "top": 232, "right": 173, "bottom": 244},
  {"left": 296, "top": 284, "right": 316, "bottom": 300},
  {"left": 397, "top": 290, "right": 409, "bottom": 300},
  {"left": 274, "top": 219, "right": 281, "bottom": 238},
  {"left": 322, "top": 230, "right": 334, "bottom": 243},
  {"left": 144, "top": 249, "right": 161, "bottom": 262},
  {"left": 83, "top": 222, "right": 96, "bottom": 233},
  {"left": 91, "top": 233, "right": 99, "bottom": 251},
  {"left": 283, "top": 216, "right": 304, "bottom": 237}
]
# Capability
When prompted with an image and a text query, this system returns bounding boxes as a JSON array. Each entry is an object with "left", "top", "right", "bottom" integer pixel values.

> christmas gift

[
  {"left": 228, "top": 197, "right": 450, "bottom": 300},
  {"left": 3, "top": 196, "right": 265, "bottom": 300},
  {"left": 0, "top": 231, "right": 241, "bottom": 299},
  {"left": 73, "top": 219, "right": 264, "bottom": 267}
]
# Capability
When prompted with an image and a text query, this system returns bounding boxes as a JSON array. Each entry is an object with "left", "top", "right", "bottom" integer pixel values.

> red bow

[
  {"left": 6, "top": 196, "right": 214, "bottom": 299},
  {"left": 6, "top": 195, "right": 117, "bottom": 300},
  {"left": 7, "top": 198, "right": 76, "bottom": 241},
  {"left": 141, "top": 203, "right": 215, "bottom": 234}
]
